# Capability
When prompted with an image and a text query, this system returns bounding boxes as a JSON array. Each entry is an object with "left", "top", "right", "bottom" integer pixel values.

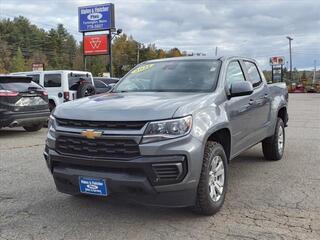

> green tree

[
  {"left": 0, "top": 40, "right": 11, "bottom": 73},
  {"left": 166, "top": 48, "right": 182, "bottom": 58},
  {"left": 10, "top": 47, "right": 25, "bottom": 72}
]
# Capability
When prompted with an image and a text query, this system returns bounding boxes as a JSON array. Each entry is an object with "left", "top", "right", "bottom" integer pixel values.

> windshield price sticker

[{"left": 131, "top": 64, "right": 154, "bottom": 74}]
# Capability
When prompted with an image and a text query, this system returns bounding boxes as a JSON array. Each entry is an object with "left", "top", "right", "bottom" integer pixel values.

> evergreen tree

[{"left": 10, "top": 47, "right": 25, "bottom": 72}]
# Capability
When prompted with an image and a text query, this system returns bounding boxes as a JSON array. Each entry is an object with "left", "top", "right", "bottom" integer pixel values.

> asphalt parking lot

[{"left": 1, "top": 93, "right": 319, "bottom": 240}]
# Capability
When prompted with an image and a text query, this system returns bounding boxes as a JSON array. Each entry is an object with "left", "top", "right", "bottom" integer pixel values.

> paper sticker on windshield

[
  {"left": 210, "top": 66, "right": 217, "bottom": 72},
  {"left": 131, "top": 64, "right": 154, "bottom": 74}
]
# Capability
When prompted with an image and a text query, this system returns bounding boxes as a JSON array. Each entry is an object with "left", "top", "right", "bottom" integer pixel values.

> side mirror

[{"left": 229, "top": 81, "right": 253, "bottom": 98}]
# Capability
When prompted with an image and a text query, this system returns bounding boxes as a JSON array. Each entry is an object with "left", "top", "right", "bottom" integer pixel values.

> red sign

[
  {"left": 32, "top": 63, "right": 44, "bottom": 71},
  {"left": 83, "top": 34, "right": 109, "bottom": 55},
  {"left": 269, "top": 56, "right": 285, "bottom": 66}
]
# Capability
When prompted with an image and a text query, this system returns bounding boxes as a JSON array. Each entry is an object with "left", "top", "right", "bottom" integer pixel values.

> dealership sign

[
  {"left": 32, "top": 63, "right": 44, "bottom": 71},
  {"left": 78, "top": 3, "right": 115, "bottom": 32},
  {"left": 270, "top": 56, "right": 285, "bottom": 66},
  {"left": 83, "top": 35, "right": 108, "bottom": 55}
]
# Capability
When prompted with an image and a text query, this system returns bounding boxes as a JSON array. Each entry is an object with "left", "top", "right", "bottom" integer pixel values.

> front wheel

[
  {"left": 23, "top": 123, "right": 43, "bottom": 132},
  {"left": 193, "top": 141, "right": 228, "bottom": 215},
  {"left": 262, "top": 118, "right": 285, "bottom": 161}
]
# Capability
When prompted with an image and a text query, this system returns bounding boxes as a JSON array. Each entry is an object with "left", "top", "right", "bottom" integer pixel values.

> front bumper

[
  {"left": 44, "top": 133, "right": 203, "bottom": 207},
  {"left": 0, "top": 110, "right": 50, "bottom": 128}
]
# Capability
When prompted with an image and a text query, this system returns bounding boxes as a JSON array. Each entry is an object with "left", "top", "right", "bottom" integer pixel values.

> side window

[
  {"left": 244, "top": 61, "right": 262, "bottom": 87},
  {"left": 226, "top": 61, "right": 246, "bottom": 87},
  {"left": 44, "top": 74, "right": 61, "bottom": 87},
  {"left": 27, "top": 74, "right": 40, "bottom": 84}
]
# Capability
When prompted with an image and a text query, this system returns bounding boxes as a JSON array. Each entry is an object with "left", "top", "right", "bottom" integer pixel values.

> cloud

[{"left": 0, "top": 0, "right": 319, "bottom": 69}]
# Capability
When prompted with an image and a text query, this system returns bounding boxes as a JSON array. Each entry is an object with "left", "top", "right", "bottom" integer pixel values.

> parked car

[
  {"left": 94, "top": 77, "right": 119, "bottom": 85},
  {"left": 44, "top": 56, "right": 288, "bottom": 215},
  {"left": 11, "top": 70, "right": 95, "bottom": 111},
  {"left": 93, "top": 79, "right": 113, "bottom": 94},
  {"left": 0, "top": 75, "right": 50, "bottom": 131},
  {"left": 93, "top": 77, "right": 119, "bottom": 94}
]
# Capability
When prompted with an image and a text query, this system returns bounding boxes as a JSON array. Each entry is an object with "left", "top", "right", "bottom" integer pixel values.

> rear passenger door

[
  {"left": 242, "top": 60, "right": 271, "bottom": 137},
  {"left": 44, "top": 74, "right": 63, "bottom": 105}
]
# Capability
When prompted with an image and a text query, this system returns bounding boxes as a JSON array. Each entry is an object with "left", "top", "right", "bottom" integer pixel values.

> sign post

[
  {"left": 78, "top": 3, "right": 115, "bottom": 75},
  {"left": 270, "top": 56, "right": 285, "bottom": 83}
]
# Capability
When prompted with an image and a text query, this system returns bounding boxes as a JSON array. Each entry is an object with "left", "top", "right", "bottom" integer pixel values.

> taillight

[
  {"left": 42, "top": 90, "right": 48, "bottom": 96},
  {"left": 0, "top": 90, "right": 19, "bottom": 97},
  {"left": 63, "top": 91, "right": 70, "bottom": 101}
]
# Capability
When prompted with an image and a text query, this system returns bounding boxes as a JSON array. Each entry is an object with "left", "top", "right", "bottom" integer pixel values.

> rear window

[
  {"left": 44, "top": 74, "right": 61, "bottom": 87},
  {"left": 244, "top": 61, "right": 262, "bottom": 87},
  {"left": 0, "top": 81, "right": 42, "bottom": 92},
  {"left": 68, "top": 73, "right": 92, "bottom": 90}
]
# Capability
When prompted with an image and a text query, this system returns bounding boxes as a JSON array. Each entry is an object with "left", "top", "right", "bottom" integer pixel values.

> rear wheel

[
  {"left": 77, "top": 83, "right": 96, "bottom": 98},
  {"left": 193, "top": 141, "right": 228, "bottom": 215},
  {"left": 23, "top": 123, "right": 43, "bottom": 132},
  {"left": 262, "top": 118, "right": 285, "bottom": 161},
  {"left": 49, "top": 101, "right": 56, "bottom": 112}
]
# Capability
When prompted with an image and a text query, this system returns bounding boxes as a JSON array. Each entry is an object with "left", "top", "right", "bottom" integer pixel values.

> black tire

[
  {"left": 23, "top": 123, "right": 43, "bottom": 132},
  {"left": 49, "top": 101, "right": 56, "bottom": 112},
  {"left": 77, "top": 83, "right": 96, "bottom": 98},
  {"left": 262, "top": 118, "right": 285, "bottom": 161},
  {"left": 193, "top": 141, "right": 228, "bottom": 216}
]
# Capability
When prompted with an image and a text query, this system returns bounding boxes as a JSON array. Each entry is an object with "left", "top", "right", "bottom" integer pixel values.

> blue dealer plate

[{"left": 79, "top": 177, "right": 108, "bottom": 196}]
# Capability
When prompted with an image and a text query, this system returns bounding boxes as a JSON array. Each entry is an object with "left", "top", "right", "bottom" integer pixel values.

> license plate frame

[{"left": 79, "top": 176, "right": 108, "bottom": 196}]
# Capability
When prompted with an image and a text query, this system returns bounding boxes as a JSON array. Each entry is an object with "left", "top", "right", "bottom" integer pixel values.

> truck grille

[
  {"left": 56, "top": 118, "right": 146, "bottom": 130},
  {"left": 56, "top": 136, "right": 140, "bottom": 159}
]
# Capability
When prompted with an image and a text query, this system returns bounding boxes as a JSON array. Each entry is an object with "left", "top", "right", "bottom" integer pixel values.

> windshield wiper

[{"left": 112, "top": 90, "right": 128, "bottom": 93}]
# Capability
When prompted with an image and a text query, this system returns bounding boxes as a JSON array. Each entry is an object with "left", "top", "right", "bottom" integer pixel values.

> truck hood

[{"left": 54, "top": 92, "right": 209, "bottom": 121}]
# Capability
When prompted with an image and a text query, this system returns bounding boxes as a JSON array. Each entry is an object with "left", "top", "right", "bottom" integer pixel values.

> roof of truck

[{"left": 145, "top": 56, "right": 257, "bottom": 63}]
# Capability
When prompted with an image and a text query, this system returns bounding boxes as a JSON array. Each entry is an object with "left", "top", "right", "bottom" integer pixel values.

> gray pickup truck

[{"left": 44, "top": 56, "right": 288, "bottom": 215}]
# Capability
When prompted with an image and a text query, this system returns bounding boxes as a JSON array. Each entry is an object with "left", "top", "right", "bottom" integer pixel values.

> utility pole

[
  {"left": 313, "top": 60, "right": 317, "bottom": 84},
  {"left": 137, "top": 45, "right": 140, "bottom": 64},
  {"left": 215, "top": 46, "right": 218, "bottom": 56},
  {"left": 286, "top": 36, "right": 293, "bottom": 82}
]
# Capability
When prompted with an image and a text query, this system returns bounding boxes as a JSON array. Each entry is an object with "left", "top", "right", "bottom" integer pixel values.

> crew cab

[
  {"left": 44, "top": 56, "right": 288, "bottom": 215},
  {"left": 0, "top": 75, "right": 49, "bottom": 131},
  {"left": 11, "top": 70, "right": 95, "bottom": 111}
]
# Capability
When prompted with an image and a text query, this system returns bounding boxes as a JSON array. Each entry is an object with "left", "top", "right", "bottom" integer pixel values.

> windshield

[{"left": 114, "top": 60, "right": 221, "bottom": 92}]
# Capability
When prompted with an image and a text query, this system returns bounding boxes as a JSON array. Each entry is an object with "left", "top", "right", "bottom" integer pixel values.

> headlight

[
  {"left": 48, "top": 115, "right": 56, "bottom": 129},
  {"left": 48, "top": 115, "right": 56, "bottom": 138},
  {"left": 142, "top": 116, "right": 192, "bottom": 143}
]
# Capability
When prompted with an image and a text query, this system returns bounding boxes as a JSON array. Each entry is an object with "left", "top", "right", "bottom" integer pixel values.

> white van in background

[{"left": 11, "top": 70, "right": 95, "bottom": 111}]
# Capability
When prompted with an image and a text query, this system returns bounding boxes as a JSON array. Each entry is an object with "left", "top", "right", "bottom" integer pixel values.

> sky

[{"left": 0, "top": 0, "right": 319, "bottom": 70}]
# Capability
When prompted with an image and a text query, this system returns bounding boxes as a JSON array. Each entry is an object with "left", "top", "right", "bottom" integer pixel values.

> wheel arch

[
  {"left": 277, "top": 106, "right": 288, "bottom": 126},
  {"left": 48, "top": 99, "right": 57, "bottom": 112},
  {"left": 205, "top": 127, "right": 231, "bottom": 162}
]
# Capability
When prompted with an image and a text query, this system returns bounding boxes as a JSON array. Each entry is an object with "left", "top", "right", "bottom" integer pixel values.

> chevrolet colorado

[{"left": 44, "top": 56, "right": 288, "bottom": 215}]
